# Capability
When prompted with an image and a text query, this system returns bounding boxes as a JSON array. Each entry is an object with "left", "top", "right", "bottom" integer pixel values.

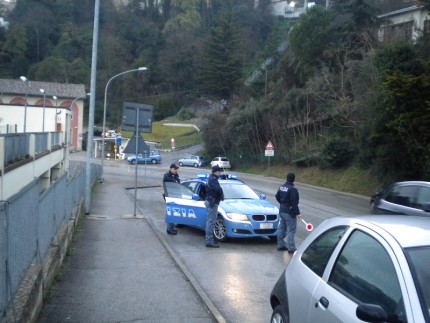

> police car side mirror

[
  {"left": 259, "top": 194, "right": 266, "bottom": 200},
  {"left": 192, "top": 193, "right": 200, "bottom": 201}
]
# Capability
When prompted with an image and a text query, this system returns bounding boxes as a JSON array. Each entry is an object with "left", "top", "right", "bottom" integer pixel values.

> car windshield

[
  {"left": 220, "top": 182, "right": 259, "bottom": 199},
  {"left": 404, "top": 246, "right": 430, "bottom": 318}
]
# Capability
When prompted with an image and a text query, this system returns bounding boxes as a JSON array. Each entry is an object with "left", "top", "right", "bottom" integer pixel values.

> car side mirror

[
  {"left": 259, "top": 194, "right": 266, "bottom": 200},
  {"left": 192, "top": 193, "right": 200, "bottom": 201},
  {"left": 423, "top": 203, "right": 430, "bottom": 212},
  {"left": 356, "top": 303, "right": 387, "bottom": 322}
]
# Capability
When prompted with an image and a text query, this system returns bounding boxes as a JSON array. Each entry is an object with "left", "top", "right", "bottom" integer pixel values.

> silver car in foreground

[{"left": 270, "top": 215, "right": 430, "bottom": 323}]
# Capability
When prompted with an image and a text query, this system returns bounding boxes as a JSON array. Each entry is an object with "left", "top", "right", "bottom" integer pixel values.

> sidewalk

[{"left": 36, "top": 164, "right": 222, "bottom": 323}]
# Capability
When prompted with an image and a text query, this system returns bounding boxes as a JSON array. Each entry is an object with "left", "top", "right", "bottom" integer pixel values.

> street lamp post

[
  {"left": 70, "top": 93, "right": 90, "bottom": 110},
  {"left": 69, "top": 92, "right": 90, "bottom": 143},
  {"left": 20, "top": 76, "right": 29, "bottom": 133},
  {"left": 53, "top": 95, "right": 58, "bottom": 131},
  {"left": 100, "top": 66, "right": 147, "bottom": 182},
  {"left": 40, "top": 89, "right": 46, "bottom": 132}
]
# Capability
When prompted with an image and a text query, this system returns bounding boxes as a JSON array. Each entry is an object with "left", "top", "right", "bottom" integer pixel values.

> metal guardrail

[
  {"left": 3, "top": 133, "right": 29, "bottom": 165},
  {"left": 1, "top": 132, "right": 61, "bottom": 166}
]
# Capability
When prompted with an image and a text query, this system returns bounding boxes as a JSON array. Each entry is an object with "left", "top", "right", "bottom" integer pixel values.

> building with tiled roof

[{"left": 0, "top": 79, "right": 87, "bottom": 150}]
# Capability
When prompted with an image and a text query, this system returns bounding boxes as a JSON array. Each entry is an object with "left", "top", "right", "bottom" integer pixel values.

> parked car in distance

[
  {"left": 370, "top": 181, "right": 430, "bottom": 216},
  {"left": 178, "top": 155, "right": 206, "bottom": 168},
  {"left": 210, "top": 156, "right": 231, "bottom": 169},
  {"left": 104, "top": 130, "right": 116, "bottom": 137},
  {"left": 270, "top": 215, "right": 430, "bottom": 323},
  {"left": 127, "top": 151, "right": 161, "bottom": 164},
  {"left": 163, "top": 173, "right": 279, "bottom": 241}
]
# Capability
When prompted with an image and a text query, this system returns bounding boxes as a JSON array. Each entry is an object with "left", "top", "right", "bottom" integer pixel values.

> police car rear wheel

[{"left": 214, "top": 217, "right": 228, "bottom": 242}]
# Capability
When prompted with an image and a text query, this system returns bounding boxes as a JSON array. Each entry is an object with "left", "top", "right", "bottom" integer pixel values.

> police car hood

[{"left": 221, "top": 199, "right": 278, "bottom": 214}]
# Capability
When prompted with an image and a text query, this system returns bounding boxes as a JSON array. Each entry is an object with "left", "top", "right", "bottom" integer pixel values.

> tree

[
  {"left": 198, "top": 10, "right": 243, "bottom": 98},
  {"left": 288, "top": 6, "right": 335, "bottom": 76},
  {"left": 202, "top": 113, "right": 229, "bottom": 157},
  {"left": 364, "top": 43, "right": 430, "bottom": 181}
]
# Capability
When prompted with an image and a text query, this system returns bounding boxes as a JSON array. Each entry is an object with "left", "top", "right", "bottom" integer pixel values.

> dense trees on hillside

[{"left": 1, "top": 0, "right": 429, "bottom": 182}]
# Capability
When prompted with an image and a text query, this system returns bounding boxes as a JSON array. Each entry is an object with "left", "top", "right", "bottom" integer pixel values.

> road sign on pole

[
  {"left": 265, "top": 141, "right": 275, "bottom": 172},
  {"left": 265, "top": 140, "right": 274, "bottom": 150}
]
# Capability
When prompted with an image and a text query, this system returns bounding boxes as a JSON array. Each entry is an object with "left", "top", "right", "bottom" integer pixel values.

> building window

[{"left": 383, "top": 20, "right": 414, "bottom": 42}]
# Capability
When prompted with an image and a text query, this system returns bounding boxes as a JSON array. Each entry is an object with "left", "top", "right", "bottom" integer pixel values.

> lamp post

[
  {"left": 69, "top": 93, "right": 90, "bottom": 145},
  {"left": 70, "top": 93, "right": 90, "bottom": 109},
  {"left": 53, "top": 95, "right": 58, "bottom": 131},
  {"left": 40, "top": 89, "right": 46, "bottom": 132},
  {"left": 100, "top": 66, "right": 147, "bottom": 182},
  {"left": 20, "top": 76, "right": 29, "bottom": 133}
]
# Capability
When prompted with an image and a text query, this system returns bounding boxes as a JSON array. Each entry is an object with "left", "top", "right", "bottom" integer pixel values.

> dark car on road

[{"left": 370, "top": 181, "right": 430, "bottom": 216}]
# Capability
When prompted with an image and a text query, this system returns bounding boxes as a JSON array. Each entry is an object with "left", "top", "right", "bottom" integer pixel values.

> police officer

[
  {"left": 275, "top": 173, "right": 303, "bottom": 253},
  {"left": 205, "top": 165, "right": 224, "bottom": 248},
  {"left": 163, "top": 163, "right": 180, "bottom": 235}
]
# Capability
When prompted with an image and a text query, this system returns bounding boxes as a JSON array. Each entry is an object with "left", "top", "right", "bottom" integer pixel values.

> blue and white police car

[{"left": 163, "top": 174, "right": 279, "bottom": 241}]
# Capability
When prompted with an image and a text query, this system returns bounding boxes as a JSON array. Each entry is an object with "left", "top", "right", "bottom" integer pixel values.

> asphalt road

[
  {"left": 115, "top": 146, "right": 370, "bottom": 323},
  {"left": 67, "top": 146, "right": 370, "bottom": 322}
]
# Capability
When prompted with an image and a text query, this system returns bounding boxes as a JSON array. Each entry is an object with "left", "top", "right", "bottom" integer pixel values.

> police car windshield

[{"left": 220, "top": 182, "right": 259, "bottom": 199}]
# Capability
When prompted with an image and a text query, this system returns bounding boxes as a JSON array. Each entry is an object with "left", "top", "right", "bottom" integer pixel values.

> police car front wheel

[{"left": 214, "top": 217, "right": 228, "bottom": 242}]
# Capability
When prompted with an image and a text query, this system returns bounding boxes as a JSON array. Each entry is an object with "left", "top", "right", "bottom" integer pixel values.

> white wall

[{"left": 0, "top": 105, "right": 72, "bottom": 133}]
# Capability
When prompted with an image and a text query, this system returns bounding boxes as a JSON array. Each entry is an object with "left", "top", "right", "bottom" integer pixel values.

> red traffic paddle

[{"left": 301, "top": 219, "right": 314, "bottom": 232}]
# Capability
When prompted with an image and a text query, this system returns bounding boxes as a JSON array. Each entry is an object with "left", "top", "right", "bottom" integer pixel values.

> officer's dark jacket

[
  {"left": 275, "top": 181, "right": 300, "bottom": 216},
  {"left": 206, "top": 173, "right": 224, "bottom": 204},
  {"left": 163, "top": 171, "right": 180, "bottom": 184}
]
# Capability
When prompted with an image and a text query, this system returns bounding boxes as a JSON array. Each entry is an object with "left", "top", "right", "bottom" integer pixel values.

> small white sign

[{"left": 265, "top": 150, "right": 274, "bottom": 157}]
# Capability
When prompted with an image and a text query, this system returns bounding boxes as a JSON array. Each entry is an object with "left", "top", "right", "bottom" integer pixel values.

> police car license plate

[{"left": 260, "top": 223, "right": 273, "bottom": 229}]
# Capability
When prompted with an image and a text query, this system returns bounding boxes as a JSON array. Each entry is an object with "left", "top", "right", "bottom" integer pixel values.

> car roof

[
  {"left": 330, "top": 215, "right": 430, "bottom": 248},
  {"left": 183, "top": 174, "right": 244, "bottom": 184},
  {"left": 391, "top": 181, "right": 430, "bottom": 186}
]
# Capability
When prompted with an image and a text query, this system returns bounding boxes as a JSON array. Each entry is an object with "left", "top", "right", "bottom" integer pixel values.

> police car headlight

[{"left": 226, "top": 212, "right": 249, "bottom": 221}]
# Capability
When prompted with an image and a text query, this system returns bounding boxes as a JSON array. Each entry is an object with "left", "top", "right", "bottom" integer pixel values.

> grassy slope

[
  {"left": 121, "top": 120, "right": 202, "bottom": 149},
  {"left": 239, "top": 163, "right": 381, "bottom": 197}
]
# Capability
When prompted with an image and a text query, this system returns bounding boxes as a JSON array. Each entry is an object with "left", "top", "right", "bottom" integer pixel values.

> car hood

[{"left": 221, "top": 199, "right": 278, "bottom": 214}]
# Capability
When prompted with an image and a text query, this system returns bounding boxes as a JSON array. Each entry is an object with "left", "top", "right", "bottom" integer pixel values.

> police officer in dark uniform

[
  {"left": 275, "top": 173, "right": 303, "bottom": 253},
  {"left": 204, "top": 165, "right": 224, "bottom": 248},
  {"left": 163, "top": 163, "right": 180, "bottom": 235}
]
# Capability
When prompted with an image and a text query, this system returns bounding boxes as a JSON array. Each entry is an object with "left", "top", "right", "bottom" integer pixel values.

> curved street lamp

[
  {"left": 69, "top": 93, "right": 90, "bottom": 148},
  {"left": 20, "top": 76, "right": 29, "bottom": 133},
  {"left": 70, "top": 93, "right": 91, "bottom": 109},
  {"left": 100, "top": 66, "right": 148, "bottom": 182}
]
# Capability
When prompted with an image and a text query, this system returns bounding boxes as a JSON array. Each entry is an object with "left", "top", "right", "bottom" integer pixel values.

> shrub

[
  {"left": 177, "top": 108, "right": 196, "bottom": 121},
  {"left": 322, "top": 138, "right": 357, "bottom": 168}
]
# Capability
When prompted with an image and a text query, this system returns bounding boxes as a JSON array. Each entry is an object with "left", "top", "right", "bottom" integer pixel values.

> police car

[{"left": 163, "top": 174, "right": 279, "bottom": 241}]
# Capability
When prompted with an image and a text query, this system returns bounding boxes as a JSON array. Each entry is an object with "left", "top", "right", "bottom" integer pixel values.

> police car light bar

[{"left": 197, "top": 173, "right": 209, "bottom": 179}]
